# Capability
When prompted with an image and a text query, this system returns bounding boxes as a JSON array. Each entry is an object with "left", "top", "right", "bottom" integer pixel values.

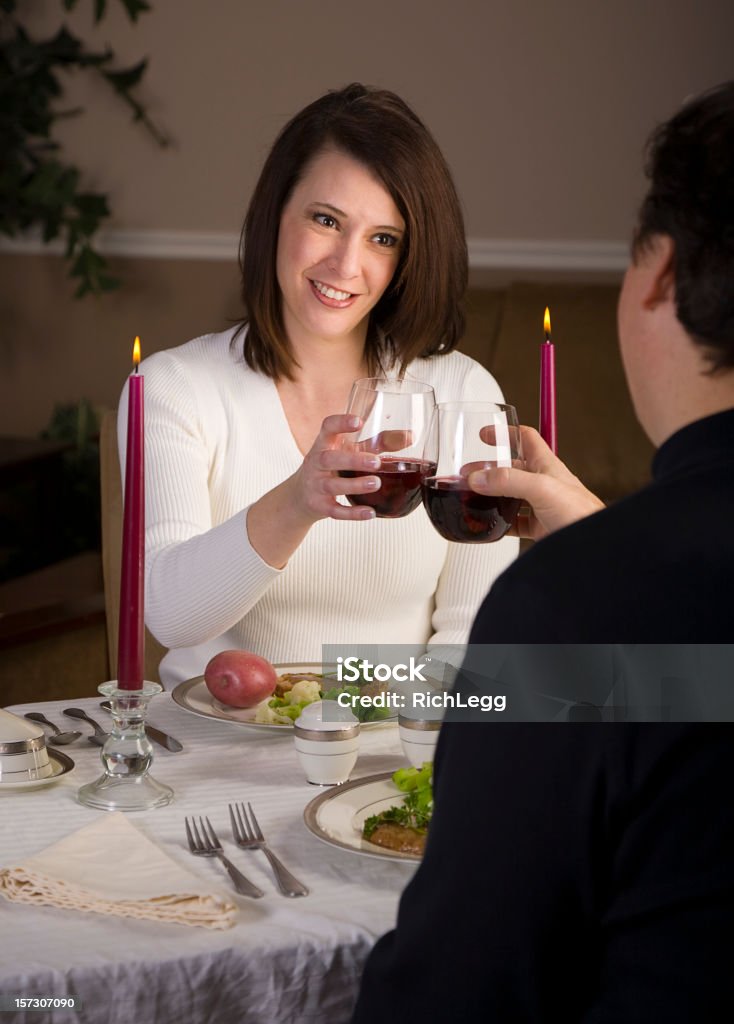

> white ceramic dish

[
  {"left": 294, "top": 729, "right": 360, "bottom": 786},
  {"left": 0, "top": 749, "right": 74, "bottom": 791},
  {"left": 398, "top": 720, "right": 441, "bottom": 768},
  {"left": 303, "top": 771, "right": 422, "bottom": 862},
  {"left": 0, "top": 707, "right": 51, "bottom": 776},
  {"left": 172, "top": 664, "right": 396, "bottom": 732}
]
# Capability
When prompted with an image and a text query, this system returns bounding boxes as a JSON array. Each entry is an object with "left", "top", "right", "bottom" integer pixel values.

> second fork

[{"left": 229, "top": 802, "right": 309, "bottom": 898}]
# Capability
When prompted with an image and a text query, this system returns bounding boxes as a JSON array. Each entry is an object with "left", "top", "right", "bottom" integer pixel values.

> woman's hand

[
  {"left": 291, "top": 413, "right": 383, "bottom": 522},
  {"left": 246, "top": 414, "right": 384, "bottom": 569},
  {"left": 467, "top": 426, "right": 605, "bottom": 541}
]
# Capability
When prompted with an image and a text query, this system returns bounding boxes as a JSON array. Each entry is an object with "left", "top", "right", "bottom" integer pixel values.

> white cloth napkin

[{"left": 0, "top": 812, "right": 237, "bottom": 929}]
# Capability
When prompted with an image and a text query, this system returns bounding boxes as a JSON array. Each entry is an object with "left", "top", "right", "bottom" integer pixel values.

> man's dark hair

[
  {"left": 634, "top": 80, "right": 734, "bottom": 370},
  {"left": 237, "top": 83, "right": 467, "bottom": 380}
]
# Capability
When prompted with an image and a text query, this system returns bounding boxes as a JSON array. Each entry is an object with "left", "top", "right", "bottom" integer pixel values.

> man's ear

[{"left": 642, "top": 234, "right": 675, "bottom": 309}]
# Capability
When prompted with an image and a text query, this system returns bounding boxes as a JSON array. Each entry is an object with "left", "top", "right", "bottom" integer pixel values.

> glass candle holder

[{"left": 77, "top": 680, "right": 173, "bottom": 811}]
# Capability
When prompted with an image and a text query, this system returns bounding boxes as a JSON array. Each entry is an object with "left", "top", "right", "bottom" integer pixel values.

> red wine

[
  {"left": 340, "top": 457, "right": 437, "bottom": 518},
  {"left": 422, "top": 477, "right": 520, "bottom": 542}
]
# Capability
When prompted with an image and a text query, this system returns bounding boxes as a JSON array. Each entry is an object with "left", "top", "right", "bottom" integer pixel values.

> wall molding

[
  {"left": 468, "top": 238, "right": 628, "bottom": 272},
  {"left": 0, "top": 228, "right": 629, "bottom": 272}
]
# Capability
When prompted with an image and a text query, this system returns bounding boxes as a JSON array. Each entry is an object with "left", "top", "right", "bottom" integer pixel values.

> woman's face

[{"left": 276, "top": 147, "right": 405, "bottom": 351}]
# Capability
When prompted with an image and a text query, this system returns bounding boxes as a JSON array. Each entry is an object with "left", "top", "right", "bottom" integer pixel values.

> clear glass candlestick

[{"left": 77, "top": 681, "right": 174, "bottom": 811}]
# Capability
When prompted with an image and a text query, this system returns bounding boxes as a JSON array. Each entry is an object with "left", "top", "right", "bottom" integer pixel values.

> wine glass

[
  {"left": 340, "top": 377, "right": 436, "bottom": 518},
  {"left": 421, "top": 402, "right": 524, "bottom": 542}
]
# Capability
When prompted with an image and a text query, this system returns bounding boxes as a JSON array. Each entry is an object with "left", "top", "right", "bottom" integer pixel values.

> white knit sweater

[{"left": 118, "top": 329, "right": 519, "bottom": 686}]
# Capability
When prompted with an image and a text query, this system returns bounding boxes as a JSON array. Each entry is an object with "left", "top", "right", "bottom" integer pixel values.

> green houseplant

[{"left": 0, "top": 0, "right": 167, "bottom": 295}]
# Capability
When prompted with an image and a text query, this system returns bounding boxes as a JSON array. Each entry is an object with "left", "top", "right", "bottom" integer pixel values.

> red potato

[{"left": 204, "top": 650, "right": 278, "bottom": 708}]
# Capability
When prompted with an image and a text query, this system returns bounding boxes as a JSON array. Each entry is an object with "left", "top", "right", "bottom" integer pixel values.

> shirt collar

[{"left": 652, "top": 407, "right": 734, "bottom": 481}]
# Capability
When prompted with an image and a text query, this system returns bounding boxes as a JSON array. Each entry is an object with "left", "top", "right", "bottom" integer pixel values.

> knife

[{"left": 99, "top": 701, "right": 184, "bottom": 752}]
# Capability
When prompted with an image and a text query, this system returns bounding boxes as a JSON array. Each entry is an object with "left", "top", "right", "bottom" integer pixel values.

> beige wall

[
  {"left": 0, "top": 253, "right": 243, "bottom": 435},
  {"left": 18, "top": 0, "right": 734, "bottom": 238},
  {"left": 2, "top": 0, "right": 733, "bottom": 435}
]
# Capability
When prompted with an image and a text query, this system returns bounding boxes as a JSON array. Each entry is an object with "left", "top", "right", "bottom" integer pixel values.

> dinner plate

[
  {"left": 171, "top": 663, "right": 397, "bottom": 732},
  {"left": 0, "top": 749, "right": 75, "bottom": 791},
  {"left": 303, "top": 771, "right": 422, "bottom": 862}
]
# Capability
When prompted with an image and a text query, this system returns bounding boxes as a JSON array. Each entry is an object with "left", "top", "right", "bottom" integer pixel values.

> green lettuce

[{"left": 363, "top": 762, "right": 433, "bottom": 839}]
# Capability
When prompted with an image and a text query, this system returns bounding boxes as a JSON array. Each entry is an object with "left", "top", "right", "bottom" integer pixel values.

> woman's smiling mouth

[{"left": 310, "top": 279, "right": 357, "bottom": 306}]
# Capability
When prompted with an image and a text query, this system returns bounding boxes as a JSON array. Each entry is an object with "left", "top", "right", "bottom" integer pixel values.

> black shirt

[{"left": 352, "top": 410, "right": 734, "bottom": 1023}]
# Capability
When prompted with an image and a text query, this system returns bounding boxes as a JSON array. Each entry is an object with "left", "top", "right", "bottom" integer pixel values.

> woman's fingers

[
  {"left": 327, "top": 502, "right": 377, "bottom": 521},
  {"left": 296, "top": 414, "right": 386, "bottom": 522},
  {"left": 317, "top": 447, "right": 380, "bottom": 473},
  {"left": 317, "top": 472, "right": 381, "bottom": 497},
  {"left": 319, "top": 412, "right": 362, "bottom": 439}
]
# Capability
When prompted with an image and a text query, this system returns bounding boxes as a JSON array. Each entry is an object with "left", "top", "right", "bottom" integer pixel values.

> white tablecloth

[{"left": 0, "top": 694, "right": 416, "bottom": 1024}]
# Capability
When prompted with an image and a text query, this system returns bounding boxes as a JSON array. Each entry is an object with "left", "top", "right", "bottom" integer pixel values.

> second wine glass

[
  {"left": 422, "top": 402, "right": 524, "bottom": 542},
  {"left": 340, "top": 377, "right": 436, "bottom": 518}
]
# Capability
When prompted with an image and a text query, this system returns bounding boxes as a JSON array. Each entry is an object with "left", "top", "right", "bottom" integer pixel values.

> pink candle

[
  {"left": 117, "top": 336, "right": 145, "bottom": 691},
  {"left": 539, "top": 307, "right": 557, "bottom": 453}
]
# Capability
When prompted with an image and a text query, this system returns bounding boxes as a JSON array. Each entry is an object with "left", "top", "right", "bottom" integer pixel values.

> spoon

[
  {"left": 62, "top": 708, "right": 109, "bottom": 746},
  {"left": 24, "top": 712, "right": 82, "bottom": 746}
]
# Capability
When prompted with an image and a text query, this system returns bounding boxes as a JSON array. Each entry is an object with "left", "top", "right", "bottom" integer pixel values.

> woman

[{"left": 119, "top": 83, "right": 518, "bottom": 686}]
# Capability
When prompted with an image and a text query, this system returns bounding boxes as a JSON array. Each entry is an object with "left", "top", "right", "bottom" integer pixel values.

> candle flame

[
  {"left": 132, "top": 336, "right": 141, "bottom": 367},
  {"left": 543, "top": 307, "right": 551, "bottom": 341}
]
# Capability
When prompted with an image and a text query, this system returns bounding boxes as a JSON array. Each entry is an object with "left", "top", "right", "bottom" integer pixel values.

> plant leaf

[
  {"left": 102, "top": 58, "right": 148, "bottom": 93},
  {"left": 74, "top": 192, "right": 110, "bottom": 220},
  {"left": 40, "top": 26, "right": 83, "bottom": 61},
  {"left": 118, "top": 0, "right": 151, "bottom": 23},
  {"left": 69, "top": 241, "right": 119, "bottom": 296},
  {"left": 72, "top": 191, "right": 110, "bottom": 236},
  {"left": 1, "top": 0, "right": 158, "bottom": 297},
  {"left": 39, "top": 27, "right": 112, "bottom": 69}
]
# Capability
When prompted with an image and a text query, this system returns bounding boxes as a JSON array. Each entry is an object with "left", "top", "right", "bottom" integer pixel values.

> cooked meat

[
  {"left": 359, "top": 680, "right": 388, "bottom": 699},
  {"left": 275, "top": 672, "right": 323, "bottom": 698},
  {"left": 368, "top": 823, "right": 426, "bottom": 856}
]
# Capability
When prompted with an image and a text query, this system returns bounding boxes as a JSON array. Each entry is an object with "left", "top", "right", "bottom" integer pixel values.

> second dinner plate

[{"left": 303, "top": 771, "right": 423, "bottom": 862}]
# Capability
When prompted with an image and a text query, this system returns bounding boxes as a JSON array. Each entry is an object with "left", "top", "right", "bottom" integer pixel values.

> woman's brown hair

[{"left": 237, "top": 83, "right": 467, "bottom": 379}]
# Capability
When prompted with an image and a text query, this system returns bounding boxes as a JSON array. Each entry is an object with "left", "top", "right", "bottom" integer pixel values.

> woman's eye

[
  {"left": 314, "top": 213, "right": 337, "bottom": 228},
  {"left": 373, "top": 233, "right": 398, "bottom": 248}
]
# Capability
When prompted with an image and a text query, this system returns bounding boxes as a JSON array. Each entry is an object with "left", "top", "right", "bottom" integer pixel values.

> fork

[
  {"left": 229, "top": 802, "right": 309, "bottom": 898},
  {"left": 184, "top": 816, "right": 264, "bottom": 898}
]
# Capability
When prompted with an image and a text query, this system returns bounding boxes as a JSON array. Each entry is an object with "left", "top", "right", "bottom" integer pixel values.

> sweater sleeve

[
  {"left": 117, "top": 350, "right": 282, "bottom": 649},
  {"left": 428, "top": 358, "right": 520, "bottom": 646}
]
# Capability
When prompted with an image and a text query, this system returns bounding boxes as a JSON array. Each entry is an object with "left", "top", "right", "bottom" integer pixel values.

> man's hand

[{"left": 468, "top": 426, "right": 605, "bottom": 541}]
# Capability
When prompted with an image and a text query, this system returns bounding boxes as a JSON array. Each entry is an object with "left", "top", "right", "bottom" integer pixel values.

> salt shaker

[
  {"left": 398, "top": 714, "right": 441, "bottom": 768},
  {"left": 294, "top": 700, "right": 360, "bottom": 785}
]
